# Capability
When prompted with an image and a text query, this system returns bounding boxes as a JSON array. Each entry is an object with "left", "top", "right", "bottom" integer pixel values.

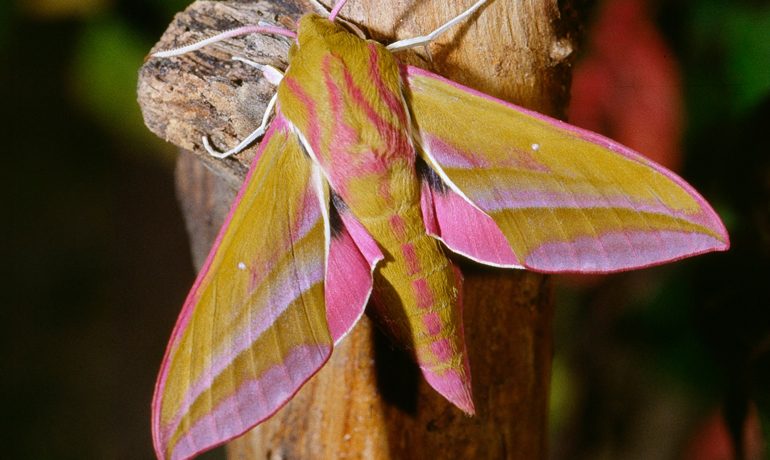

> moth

[{"left": 149, "top": 1, "right": 729, "bottom": 458}]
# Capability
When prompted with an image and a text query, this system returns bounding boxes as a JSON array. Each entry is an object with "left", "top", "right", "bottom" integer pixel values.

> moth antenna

[
  {"left": 232, "top": 57, "right": 285, "bottom": 85},
  {"left": 386, "top": 0, "right": 488, "bottom": 52},
  {"left": 328, "top": 0, "right": 349, "bottom": 21},
  {"left": 151, "top": 25, "right": 296, "bottom": 58},
  {"left": 203, "top": 92, "right": 278, "bottom": 159}
]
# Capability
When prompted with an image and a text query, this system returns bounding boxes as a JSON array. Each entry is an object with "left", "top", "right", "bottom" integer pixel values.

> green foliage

[
  {"left": 720, "top": 5, "right": 770, "bottom": 113},
  {"left": 686, "top": 0, "right": 770, "bottom": 134},
  {"left": 71, "top": 15, "right": 173, "bottom": 162}
]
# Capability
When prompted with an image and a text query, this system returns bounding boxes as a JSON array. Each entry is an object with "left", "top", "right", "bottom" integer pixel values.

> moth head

[{"left": 295, "top": 13, "right": 359, "bottom": 50}]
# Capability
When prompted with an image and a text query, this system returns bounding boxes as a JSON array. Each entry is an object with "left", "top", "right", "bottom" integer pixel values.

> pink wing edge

[
  {"left": 326, "top": 207, "right": 383, "bottom": 343},
  {"left": 405, "top": 65, "right": 730, "bottom": 273},
  {"left": 151, "top": 114, "right": 315, "bottom": 460},
  {"left": 153, "top": 112, "right": 381, "bottom": 460},
  {"left": 419, "top": 178, "right": 523, "bottom": 269}
]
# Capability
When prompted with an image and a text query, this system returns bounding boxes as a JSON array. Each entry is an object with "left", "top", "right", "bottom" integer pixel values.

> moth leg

[
  {"left": 232, "top": 56, "right": 284, "bottom": 85},
  {"left": 386, "top": 0, "right": 487, "bottom": 52},
  {"left": 203, "top": 92, "right": 278, "bottom": 159}
]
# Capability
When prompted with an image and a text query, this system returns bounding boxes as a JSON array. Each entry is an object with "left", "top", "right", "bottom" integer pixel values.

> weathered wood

[{"left": 138, "top": 0, "right": 577, "bottom": 458}]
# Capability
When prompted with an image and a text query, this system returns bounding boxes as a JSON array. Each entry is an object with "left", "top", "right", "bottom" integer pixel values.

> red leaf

[
  {"left": 569, "top": 0, "right": 683, "bottom": 171},
  {"left": 683, "top": 405, "right": 763, "bottom": 460}
]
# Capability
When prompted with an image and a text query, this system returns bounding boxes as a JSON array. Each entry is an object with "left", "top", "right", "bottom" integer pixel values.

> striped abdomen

[
  {"left": 277, "top": 15, "right": 474, "bottom": 412},
  {"left": 354, "top": 193, "right": 474, "bottom": 414}
]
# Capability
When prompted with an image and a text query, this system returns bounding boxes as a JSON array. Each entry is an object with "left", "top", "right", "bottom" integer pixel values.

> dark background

[{"left": 2, "top": 0, "right": 768, "bottom": 458}]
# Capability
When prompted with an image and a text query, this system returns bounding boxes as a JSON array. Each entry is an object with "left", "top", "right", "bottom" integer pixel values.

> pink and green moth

[{"left": 149, "top": 0, "right": 729, "bottom": 458}]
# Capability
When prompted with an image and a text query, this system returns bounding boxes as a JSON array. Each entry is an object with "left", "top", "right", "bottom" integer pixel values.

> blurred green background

[{"left": 1, "top": 0, "right": 768, "bottom": 459}]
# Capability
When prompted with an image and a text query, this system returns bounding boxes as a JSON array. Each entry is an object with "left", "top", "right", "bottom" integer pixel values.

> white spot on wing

[
  {"left": 531, "top": 143, "right": 540, "bottom": 151},
  {"left": 237, "top": 262, "right": 247, "bottom": 270}
]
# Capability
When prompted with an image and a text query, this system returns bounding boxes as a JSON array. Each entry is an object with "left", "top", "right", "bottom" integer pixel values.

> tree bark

[{"left": 138, "top": 0, "right": 578, "bottom": 458}]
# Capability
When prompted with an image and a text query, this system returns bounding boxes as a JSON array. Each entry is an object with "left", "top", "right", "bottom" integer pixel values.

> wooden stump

[{"left": 138, "top": 0, "right": 578, "bottom": 458}]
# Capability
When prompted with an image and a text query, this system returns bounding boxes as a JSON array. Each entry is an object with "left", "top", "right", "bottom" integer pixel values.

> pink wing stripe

[
  {"left": 152, "top": 115, "right": 293, "bottom": 447},
  {"left": 339, "top": 209, "right": 383, "bottom": 267},
  {"left": 169, "top": 344, "right": 330, "bottom": 460},
  {"left": 325, "top": 211, "right": 383, "bottom": 343},
  {"left": 153, "top": 112, "right": 332, "bottom": 460},
  {"left": 420, "top": 180, "right": 520, "bottom": 268},
  {"left": 422, "top": 133, "right": 716, "bottom": 229},
  {"left": 406, "top": 65, "right": 729, "bottom": 244},
  {"left": 526, "top": 230, "right": 726, "bottom": 274},
  {"left": 158, "top": 116, "right": 291, "bottom": 361},
  {"left": 245, "top": 184, "right": 327, "bottom": 291},
  {"left": 294, "top": 185, "right": 328, "bottom": 242},
  {"left": 163, "top": 263, "right": 325, "bottom": 440},
  {"left": 158, "top": 116, "right": 326, "bottom": 441}
]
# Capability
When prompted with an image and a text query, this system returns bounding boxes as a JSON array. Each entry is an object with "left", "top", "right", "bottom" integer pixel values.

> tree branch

[{"left": 138, "top": 0, "right": 578, "bottom": 457}]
